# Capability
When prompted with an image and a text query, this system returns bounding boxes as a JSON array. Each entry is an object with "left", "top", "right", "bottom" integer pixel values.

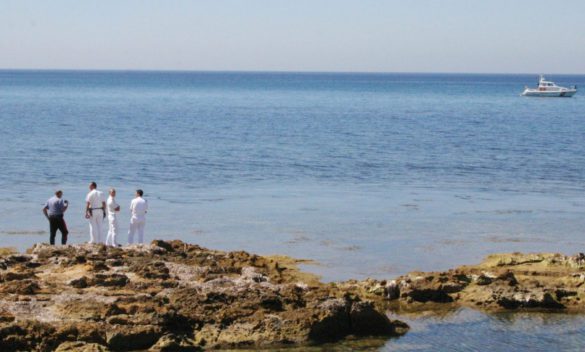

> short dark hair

[
  {"left": 136, "top": 189, "right": 143, "bottom": 196},
  {"left": 55, "top": 190, "right": 62, "bottom": 196},
  {"left": 90, "top": 182, "right": 97, "bottom": 188}
]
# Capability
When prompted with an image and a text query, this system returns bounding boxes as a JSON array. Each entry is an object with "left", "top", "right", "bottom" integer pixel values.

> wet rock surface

[{"left": 0, "top": 241, "right": 405, "bottom": 351}]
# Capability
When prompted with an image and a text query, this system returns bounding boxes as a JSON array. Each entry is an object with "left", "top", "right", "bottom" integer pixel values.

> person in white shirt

[
  {"left": 106, "top": 188, "right": 121, "bottom": 247},
  {"left": 128, "top": 189, "right": 148, "bottom": 244},
  {"left": 85, "top": 182, "right": 106, "bottom": 244}
]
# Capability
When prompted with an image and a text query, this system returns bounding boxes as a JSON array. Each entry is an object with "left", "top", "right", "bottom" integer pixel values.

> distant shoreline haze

[
  {"left": 1, "top": 68, "right": 585, "bottom": 76},
  {"left": 1, "top": 1, "right": 584, "bottom": 74}
]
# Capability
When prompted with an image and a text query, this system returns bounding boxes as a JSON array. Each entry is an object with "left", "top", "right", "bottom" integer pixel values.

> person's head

[
  {"left": 89, "top": 182, "right": 97, "bottom": 190},
  {"left": 109, "top": 188, "right": 116, "bottom": 197},
  {"left": 55, "top": 190, "right": 63, "bottom": 198},
  {"left": 136, "top": 189, "right": 143, "bottom": 198}
]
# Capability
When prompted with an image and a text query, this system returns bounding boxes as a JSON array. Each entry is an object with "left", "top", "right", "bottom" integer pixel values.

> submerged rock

[{"left": 0, "top": 240, "right": 406, "bottom": 351}]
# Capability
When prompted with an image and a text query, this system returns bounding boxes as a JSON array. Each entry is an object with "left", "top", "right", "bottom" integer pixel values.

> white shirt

[
  {"left": 130, "top": 197, "right": 148, "bottom": 220},
  {"left": 107, "top": 196, "right": 119, "bottom": 217},
  {"left": 86, "top": 189, "right": 105, "bottom": 209}
]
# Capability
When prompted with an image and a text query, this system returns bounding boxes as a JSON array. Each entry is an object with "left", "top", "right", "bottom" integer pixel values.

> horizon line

[{"left": 1, "top": 68, "right": 584, "bottom": 76}]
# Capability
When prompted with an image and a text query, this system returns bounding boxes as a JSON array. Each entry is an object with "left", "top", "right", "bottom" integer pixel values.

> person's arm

[
  {"left": 144, "top": 200, "right": 148, "bottom": 213},
  {"left": 85, "top": 201, "right": 91, "bottom": 218},
  {"left": 42, "top": 205, "right": 49, "bottom": 220},
  {"left": 101, "top": 200, "right": 106, "bottom": 219},
  {"left": 62, "top": 200, "right": 69, "bottom": 213},
  {"left": 110, "top": 199, "right": 120, "bottom": 212}
]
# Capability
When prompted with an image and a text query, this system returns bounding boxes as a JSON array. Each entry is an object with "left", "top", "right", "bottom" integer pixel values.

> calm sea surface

[{"left": 1, "top": 70, "right": 585, "bottom": 350}]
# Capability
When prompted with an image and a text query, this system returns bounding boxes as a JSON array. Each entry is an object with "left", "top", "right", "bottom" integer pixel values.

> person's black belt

[
  {"left": 88, "top": 207, "right": 104, "bottom": 217},
  {"left": 48, "top": 214, "right": 64, "bottom": 218}
]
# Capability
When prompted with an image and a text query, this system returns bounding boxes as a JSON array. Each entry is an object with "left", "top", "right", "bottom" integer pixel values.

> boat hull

[{"left": 521, "top": 89, "right": 577, "bottom": 97}]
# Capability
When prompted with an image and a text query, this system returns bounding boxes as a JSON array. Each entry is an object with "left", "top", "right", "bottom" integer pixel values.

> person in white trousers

[
  {"left": 106, "top": 188, "right": 121, "bottom": 247},
  {"left": 128, "top": 189, "right": 148, "bottom": 244},
  {"left": 85, "top": 182, "right": 106, "bottom": 244}
]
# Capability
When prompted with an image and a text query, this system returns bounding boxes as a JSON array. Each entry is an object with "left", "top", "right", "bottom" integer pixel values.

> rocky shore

[
  {"left": 0, "top": 241, "right": 406, "bottom": 351},
  {"left": 2, "top": 241, "right": 585, "bottom": 351},
  {"left": 348, "top": 252, "right": 585, "bottom": 313}
]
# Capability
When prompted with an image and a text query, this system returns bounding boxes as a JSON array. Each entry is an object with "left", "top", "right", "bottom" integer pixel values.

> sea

[{"left": 1, "top": 70, "right": 585, "bottom": 350}]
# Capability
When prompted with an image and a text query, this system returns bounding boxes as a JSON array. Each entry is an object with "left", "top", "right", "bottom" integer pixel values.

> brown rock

[
  {"left": 106, "top": 325, "right": 162, "bottom": 351},
  {"left": 55, "top": 341, "right": 110, "bottom": 352},
  {"left": 0, "top": 279, "right": 40, "bottom": 294},
  {"left": 148, "top": 334, "right": 199, "bottom": 351},
  {"left": 388, "top": 252, "right": 585, "bottom": 313},
  {"left": 0, "top": 240, "right": 408, "bottom": 351},
  {"left": 349, "top": 300, "right": 397, "bottom": 336},
  {"left": 69, "top": 277, "right": 89, "bottom": 289},
  {"left": 93, "top": 273, "right": 129, "bottom": 287}
]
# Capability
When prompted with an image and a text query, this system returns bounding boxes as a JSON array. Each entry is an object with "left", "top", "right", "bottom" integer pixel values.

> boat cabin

[{"left": 538, "top": 76, "right": 558, "bottom": 91}]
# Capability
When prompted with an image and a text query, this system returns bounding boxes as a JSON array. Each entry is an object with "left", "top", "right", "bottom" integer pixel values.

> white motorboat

[{"left": 521, "top": 75, "right": 577, "bottom": 97}]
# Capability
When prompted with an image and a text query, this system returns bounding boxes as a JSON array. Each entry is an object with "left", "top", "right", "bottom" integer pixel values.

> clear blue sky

[{"left": 1, "top": 0, "right": 584, "bottom": 73}]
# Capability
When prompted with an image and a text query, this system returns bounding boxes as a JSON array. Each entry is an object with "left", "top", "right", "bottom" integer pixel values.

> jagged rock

[
  {"left": 475, "top": 274, "right": 493, "bottom": 285},
  {"left": 0, "top": 320, "right": 63, "bottom": 351},
  {"left": 148, "top": 334, "right": 199, "bottom": 351},
  {"left": 106, "top": 325, "right": 162, "bottom": 351},
  {"left": 0, "top": 240, "right": 407, "bottom": 351},
  {"left": 105, "top": 259, "right": 123, "bottom": 267},
  {"left": 493, "top": 289, "right": 564, "bottom": 309},
  {"left": 70, "top": 277, "right": 89, "bottom": 288},
  {"left": 93, "top": 273, "right": 129, "bottom": 287},
  {"left": 386, "top": 280, "right": 400, "bottom": 299},
  {"left": 349, "top": 300, "right": 398, "bottom": 335},
  {"left": 55, "top": 341, "right": 110, "bottom": 352},
  {"left": 495, "top": 271, "right": 518, "bottom": 286},
  {"left": 0, "top": 279, "right": 40, "bottom": 294},
  {"left": 381, "top": 252, "right": 585, "bottom": 312},
  {"left": 0, "top": 271, "right": 37, "bottom": 282},
  {"left": 6, "top": 240, "right": 584, "bottom": 349},
  {"left": 395, "top": 273, "right": 466, "bottom": 303},
  {"left": 0, "top": 309, "right": 15, "bottom": 323},
  {"left": 151, "top": 240, "right": 175, "bottom": 253},
  {"left": 106, "top": 314, "right": 130, "bottom": 325},
  {"left": 308, "top": 298, "right": 353, "bottom": 342}
]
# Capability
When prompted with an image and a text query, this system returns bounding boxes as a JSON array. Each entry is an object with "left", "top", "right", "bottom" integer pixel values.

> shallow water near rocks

[
  {"left": 385, "top": 309, "right": 585, "bottom": 351},
  {"left": 2, "top": 71, "right": 585, "bottom": 350},
  {"left": 230, "top": 309, "right": 585, "bottom": 351}
]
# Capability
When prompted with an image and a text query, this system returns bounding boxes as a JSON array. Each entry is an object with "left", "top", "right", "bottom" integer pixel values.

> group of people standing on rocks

[{"left": 42, "top": 182, "right": 148, "bottom": 246}]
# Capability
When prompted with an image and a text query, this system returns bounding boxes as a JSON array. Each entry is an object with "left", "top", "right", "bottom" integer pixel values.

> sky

[{"left": 1, "top": 0, "right": 584, "bottom": 74}]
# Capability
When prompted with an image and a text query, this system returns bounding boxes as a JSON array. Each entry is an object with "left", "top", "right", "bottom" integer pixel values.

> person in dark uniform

[{"left": 42, "top": 190, "right": 69, "bottom": 245}]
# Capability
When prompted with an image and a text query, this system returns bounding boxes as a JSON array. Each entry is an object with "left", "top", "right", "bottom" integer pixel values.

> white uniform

[
  {"left": 106, "top": 196, "right": 120, "bottom": 246},
  {"left": 86, "top": 189, "right": 105, "bottom": 244},
  {"left": 128, "top": 197, "right": 148, "bottom": 244}
]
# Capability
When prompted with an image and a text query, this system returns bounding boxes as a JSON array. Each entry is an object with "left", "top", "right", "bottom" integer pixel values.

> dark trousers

[{"left": 49, "top": 215, "right": 68, "bottom": 245}]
